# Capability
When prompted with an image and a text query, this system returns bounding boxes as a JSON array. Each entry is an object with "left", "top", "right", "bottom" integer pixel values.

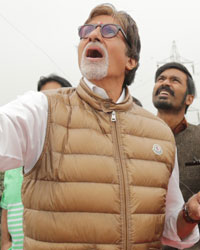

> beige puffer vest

[{"left": 22, "top": 80, "right": 175, "bottom": 250}]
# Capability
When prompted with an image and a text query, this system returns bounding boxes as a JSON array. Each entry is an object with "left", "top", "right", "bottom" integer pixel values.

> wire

[{"left": 0, "top": 11, "right": 68, "bottom": 77}]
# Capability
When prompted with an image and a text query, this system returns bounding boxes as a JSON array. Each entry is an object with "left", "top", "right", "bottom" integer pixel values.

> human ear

[
  {"left": 125, "top": 58, "right": 137, "bottom": 71},
  {"left": 186, "top": 94, "right": 194, "bottom": 105}
]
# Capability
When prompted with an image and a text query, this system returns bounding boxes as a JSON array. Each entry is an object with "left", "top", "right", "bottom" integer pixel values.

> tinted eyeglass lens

[
  {"left": 102, "top": 24, "right": 118, "bottom": 38},
  {"left": 79, "top": 24, "right": 129, "bottom": 46},
  {"left": 79, "top": 25, "right": 95, "bottom": 39}
]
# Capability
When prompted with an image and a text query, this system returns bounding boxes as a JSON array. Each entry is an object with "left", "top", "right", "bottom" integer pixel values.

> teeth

[{"left": 160, "top": 91, "right": 169, "bottom": 95}]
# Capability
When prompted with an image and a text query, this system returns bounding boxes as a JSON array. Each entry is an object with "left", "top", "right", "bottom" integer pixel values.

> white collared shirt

[
  {"left": 84, "top": 77, "right": 125, "bottom": 104},
  {"left": 0, "top": 85, "right": 199, "bottom": 248}
]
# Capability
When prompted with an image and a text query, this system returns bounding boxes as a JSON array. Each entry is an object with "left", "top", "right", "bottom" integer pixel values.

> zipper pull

[{"left": 111, "top": 111, "right": 116, "bottom": 122}]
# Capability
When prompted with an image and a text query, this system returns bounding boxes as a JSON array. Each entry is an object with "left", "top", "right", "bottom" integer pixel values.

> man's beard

[
  {"left": 80, "top": 42, "right": 109, "bottom": 80},
  {"left": 154, "top": 99, "right": 174, "bottom": 110},
  {"left": 153, "top": 89, "right": 187, "bottom": 113}
]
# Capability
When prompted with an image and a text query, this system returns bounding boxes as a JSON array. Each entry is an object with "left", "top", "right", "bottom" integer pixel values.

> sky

[{"left": 0, "top": 0, "right": 200, "bottom": 124}]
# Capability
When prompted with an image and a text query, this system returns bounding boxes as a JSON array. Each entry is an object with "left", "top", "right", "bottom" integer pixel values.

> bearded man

[{"left": 153, "top": 62, "right": 200, "bottom": 250}]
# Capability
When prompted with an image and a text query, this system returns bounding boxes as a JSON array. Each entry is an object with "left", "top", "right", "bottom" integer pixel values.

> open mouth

[
  {"left": 156, "top": 86, "right": 174, "bottom": 97},
  {"left": 86, "top": 48, "right": 103, "bottom": 58},
  {"left": 159, "top": 90, "right": 170, "bottom": 96}
]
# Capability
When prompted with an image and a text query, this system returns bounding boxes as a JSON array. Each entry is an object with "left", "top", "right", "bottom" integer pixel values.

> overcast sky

[{"left": 0, "top": 0, "right": 200, "bottom": 123}]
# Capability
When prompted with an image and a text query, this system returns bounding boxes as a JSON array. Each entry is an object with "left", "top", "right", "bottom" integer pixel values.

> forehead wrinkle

[{"left": 159, "top": 72, "right": 184, "bottom": 82}]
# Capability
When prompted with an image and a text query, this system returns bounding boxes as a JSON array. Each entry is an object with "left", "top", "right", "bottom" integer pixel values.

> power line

[{"left": 0, "top": 11, "right": 67, "bottom": 77}]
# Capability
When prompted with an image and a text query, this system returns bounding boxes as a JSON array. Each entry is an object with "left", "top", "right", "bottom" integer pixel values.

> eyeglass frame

[{"left": 78, "top": 23, "right": 131, "bottom": 48}]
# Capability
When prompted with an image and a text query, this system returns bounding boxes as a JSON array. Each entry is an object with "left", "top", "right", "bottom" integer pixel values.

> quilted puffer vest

[{"left": 22, "top": 80, "right": 175, "bottom": 250}]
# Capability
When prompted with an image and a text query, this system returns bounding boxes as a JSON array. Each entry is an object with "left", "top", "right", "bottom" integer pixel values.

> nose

[
  {"left": 154, "top": 77, "right": 171, "bottom": 93},
  {"left": 88, "top": 26, "right": 102, "bottom": 43},
  {"left": 161, "top": 78, "right": 171, "bottom": 87},
  {"left": 164, "top": 79, "right": 170, "bottom": 84}
]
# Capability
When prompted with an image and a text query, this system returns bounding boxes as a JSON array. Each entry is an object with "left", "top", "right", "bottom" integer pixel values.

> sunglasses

[{"left": 78, "top": 23, "right": 131, "bottom": 47}]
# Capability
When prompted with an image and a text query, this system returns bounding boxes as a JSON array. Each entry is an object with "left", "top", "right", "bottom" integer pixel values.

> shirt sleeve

[
  {"left": 161, "top": 150, "right": 200, "bottom": 249},
  {"left": 0, "top": 189, "right": 8, "bottom": 209},
  {"left": 0, "top": 91, "right": 48, "bottom": 173}
]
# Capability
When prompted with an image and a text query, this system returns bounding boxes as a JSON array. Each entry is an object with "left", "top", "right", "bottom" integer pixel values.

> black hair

[
  {"left": 155, "top": 62, "right": 196, "bottom": 113},
  {"left": 37, "top": 74, "right": 72, "bottom": 91},
  {"left": 155, "top": 62, "right": 195, "bottom": 96}
]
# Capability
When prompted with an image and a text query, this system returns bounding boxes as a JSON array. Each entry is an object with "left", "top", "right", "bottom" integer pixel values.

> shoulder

[
  {"left": 16, "top": 91, "right": 47, "bottom": 105},
  {"left": 187, "top": 123, "right": 200, "bottom": 131},
  {"left": 43, "top": 87, "right": 77, "bottom": 106},
  {"left": 133, "top": 105, "right": 171, "bottom": 129},
  {"left": 0, "top": 91, "right": 48, "bottom": 117},
  {"left": 130, "top": 105, "right": 175, "bottom": 143},
  {"left": 43, "top": 87, "right": 76, "bottom": 98},
  {"left": 175, "top": 122, "right": 200, "bottom": 146},
  {"left": 179, "top": 123, "right": 200, "bottom": 136}
]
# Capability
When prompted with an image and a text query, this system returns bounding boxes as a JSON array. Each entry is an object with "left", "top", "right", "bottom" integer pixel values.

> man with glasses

[
  {"left": 152, "top": 62, "right": 200, "bottom": 250},
  {"left": 0, "top": 4, "right": 199, "bottom": 250}
]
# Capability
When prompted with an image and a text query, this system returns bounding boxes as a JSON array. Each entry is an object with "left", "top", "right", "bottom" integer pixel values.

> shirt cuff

[
  {"left": 0, "top": 200, "right": 8, "bottom": 209},
  {"left": 162, "top": 210, "right": 200, "bottom": 249}
]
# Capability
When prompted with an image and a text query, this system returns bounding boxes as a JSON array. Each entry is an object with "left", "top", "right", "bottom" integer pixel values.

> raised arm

[
  {"left": 177, "top": 192, "right": 200, "bottom": 239},
  {"left": 0, "top": 91, "right": 48, "bottom": 173},
  {"left": 162, "top": 151, "right": 199, "bottom": 249}
]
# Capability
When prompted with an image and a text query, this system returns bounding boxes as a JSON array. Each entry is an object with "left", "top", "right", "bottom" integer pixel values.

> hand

[
  {"left": 1, "top": 241, "right": 12, "bottom": 250},
  {"left": 186, "top": 191, "right": 200, "bottom": 222},
  {"left": 1, "top": 209, "right": 12, "bottom": 250}
]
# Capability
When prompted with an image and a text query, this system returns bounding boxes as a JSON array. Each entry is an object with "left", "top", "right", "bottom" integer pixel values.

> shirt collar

[
  {"left": 84, "top": 77, "right": 125, "bottom": 104},
  {"left": 172, "top": 117, "right": 188, "bottom": 135}
]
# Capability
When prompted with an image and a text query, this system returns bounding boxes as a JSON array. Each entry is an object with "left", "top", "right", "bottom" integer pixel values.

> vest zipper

[
  {"left": 111, "top": 110, "right": 117, "bottom": 122},
  {"left": 111, "top": 111, "right": 128, "bottom": 250}
]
